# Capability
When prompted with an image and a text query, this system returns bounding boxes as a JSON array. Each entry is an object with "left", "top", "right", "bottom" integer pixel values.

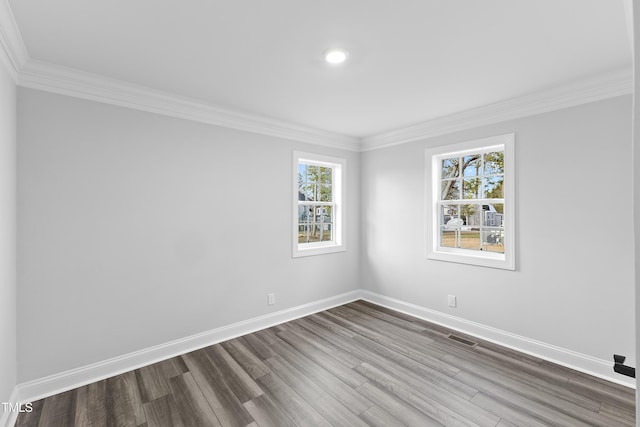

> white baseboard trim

[
  {"left": 360, "top": 290, "right": 635, "bottom": 389},
  {"left": 0, "top": 387, "right": 23, "bottom": 427},
  {"left": 12, "top": 287, "right": 633, "bottom": 411},
  {"left": 14, "top": 290, "right": 363, "bottom": 404},
  {"left": 0, "top": 387, "right": 20, "bottom": 427}
]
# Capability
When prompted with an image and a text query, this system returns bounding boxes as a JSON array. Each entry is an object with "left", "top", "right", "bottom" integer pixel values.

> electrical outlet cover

[{"left": 448, "top": 295, "right": 457, "bottom": 308}]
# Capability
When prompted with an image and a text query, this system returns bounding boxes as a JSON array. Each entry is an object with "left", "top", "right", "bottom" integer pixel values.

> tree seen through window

[
  {"left": 439, "top": 150, "right": 505, "bottom": 253},
  {"left": 298, "top": 163, "right": 334, "bottom": 244}
]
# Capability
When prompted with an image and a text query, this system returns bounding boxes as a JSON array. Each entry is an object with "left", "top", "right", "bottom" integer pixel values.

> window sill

[
  {"left": 427, "top": 249, "right": 515, "bottom": 270},
  {"left": 293, "top": 243, "right": 346, "bottom": 258}
]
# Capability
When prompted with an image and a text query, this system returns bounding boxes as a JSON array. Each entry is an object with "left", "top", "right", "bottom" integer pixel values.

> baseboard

[
  {"left": 12, "top": 287, "right": 634, "bottom": 410},
  {"left": 0, "top": 387, "right": 20, "bottom": 427},
  {"left": 14, "top": 290, "right": 363, "bottom": 404},
  {"left": 360, "top": 290, "right": 635, "bottom": 389}
]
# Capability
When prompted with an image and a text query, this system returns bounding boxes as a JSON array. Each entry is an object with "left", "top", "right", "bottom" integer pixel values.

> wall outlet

[
  {"left": 448, "top": 295, "right": 457, "bottom": 308},
  {"left": 268, "top": 293, "right": 275, "bottom": 306}
]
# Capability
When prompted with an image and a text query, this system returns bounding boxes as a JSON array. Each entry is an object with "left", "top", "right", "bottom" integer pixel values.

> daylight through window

[
  {"left": 298, "top": 163, "right": 334, "bottom": 244},
  {"left": 426, "top": 134, "right": 515, "bottom": 270},
  {"left": 293, "top": 152, "right": 345, "bottom": 257}
]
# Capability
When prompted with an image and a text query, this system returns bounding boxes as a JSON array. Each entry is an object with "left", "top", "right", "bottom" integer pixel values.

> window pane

[
  {"left": 482, "top": 204, "right": 504, "bottom": 227},
  {"left": 483, "top": 176, "right": 504, "bottom": 198},
  {"left": 440, "top": 202, "right": 459, "bottom": 249},
  {"left": 319, "top": 184, "right": 332, "bottom": 202},
  {"left": 298, "top": 205, "right": 312, "bottom": 222},
  {"left": 298, "top": 204, "right": 311, "bottom": 244},
  {"left": 302, "top": 183, "right": 316, "bottom": 201},
  {"left": 441, "top": 203, "right": 462, "bottom": 249},
  {"left": 300, "top": 165, "right": 333, "bottom": 202},
  {"left": 441, "top": 228, "right": 458, "bottom": 248},
  {"left": 461, "top": 204, "right": 482, "bottom": 228},
  {"left": 484, "top": 151, "right": 504, "bottom": 175},
  {"left": 482, "top": 229, "right": 505, "bottom": 253},
  {"left": 441, "top": 158, "right": 459, "bottom": 179},
  {"left": 298, "top": 163, "right": 307, "bottom": 198},
  {"left": 299, "top": 163, "right": 308, "bottom": 178},
  {"left": 319, "top": 224, "right": 333, "bottom": 242},
  {"left": 317, "top": 205, "right": 333, "bottom": 228},
  {"left": 298, "top": 205, "right": 334, "bottom": 244},
  {"left": 305, "top": 223, "right": 333, "bottom": 243},
  {"left": 320, "top": 166, "right": 332, "bottom": 185},
  {"left": 441, "top": 179, "right": 459, "bottom": 200},
  {"left": 463, "top": 178, "right": 480, "bottom": 199},
  {"left": 462, "top": 154, "right": 481, "bottom": 177},
  {"left": 298, "top": 206, "right": 333, "bottom": 243},
  {"left": 440, "top": 228, "right": 481, "bottom": 250},
  {"left": 298, "top": 224, "right": 310, "bottom": 244},
  {"left": 440, "top": 204, "right": 481, "bottom": 250},
  {"left": 307, "top": 165, "right": 319, "bottom": 181},
  {"left": 318, "top": 207, "right": 333, "bottom": 242},
  {"left": 441, "top": 204, "right": 459, "bottom": 227},
  {"left": 460, "top": 230, "right": 481, "bottom": 250}
]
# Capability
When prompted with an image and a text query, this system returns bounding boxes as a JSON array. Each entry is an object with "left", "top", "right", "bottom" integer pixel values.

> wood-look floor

[{"left": 16, "top": 301, "right": 635, "bottom": 426}]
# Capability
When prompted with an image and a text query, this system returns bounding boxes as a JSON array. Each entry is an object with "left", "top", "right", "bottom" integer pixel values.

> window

[
  {"left": 293, "top": 152, "right": 346, "bottom": 257},
  {"left": 425, "top": 134, "right": 515, "bottom": 270}
]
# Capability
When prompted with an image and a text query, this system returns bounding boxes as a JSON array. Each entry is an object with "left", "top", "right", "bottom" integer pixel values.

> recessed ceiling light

[{"left": 324, "top": 48, "right": 349, "bottom": 64}]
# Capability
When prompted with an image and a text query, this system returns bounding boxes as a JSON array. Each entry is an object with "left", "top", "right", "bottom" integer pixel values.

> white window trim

[
  {"left": 293, "top": 151, "right": 346, "bottom": 258},
  {"left": 425, "top": 133, "right": 515, "bottom": 270}
]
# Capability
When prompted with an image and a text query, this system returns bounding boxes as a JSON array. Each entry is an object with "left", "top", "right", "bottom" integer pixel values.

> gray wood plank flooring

[{"left": 15, "top": 301, "right": 635, "bottom": 426}]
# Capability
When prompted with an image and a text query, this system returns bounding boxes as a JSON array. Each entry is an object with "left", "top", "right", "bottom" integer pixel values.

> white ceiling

[{"left": 6, "top": 0, "right": 633, "bottom": 141}]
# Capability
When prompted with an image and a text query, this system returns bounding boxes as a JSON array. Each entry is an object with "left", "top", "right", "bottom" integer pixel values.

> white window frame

[
  {"left": 425, "top": 133, "right": 515, "bottom": 270},
  {"left": 293, "top": 151, "right": 346, "bottom": 257}
]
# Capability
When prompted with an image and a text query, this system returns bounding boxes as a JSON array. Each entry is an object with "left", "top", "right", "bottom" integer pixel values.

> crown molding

[
  {"left": 18, "top": 60, "right": 361, "bottom": 151},
  {"left": 0, "top": 1, "right": 359, "bottom": 150},
  {"left": 360, "top": 67, "right": 633, "bottom": 151},
  {"left": 14, "top": 60, "right": 634, "bottom": 153},
  {"left": 0, "top": 0, "right": 28, "bottom": 81},
  {"left": 1, "top": 0, "right": 632, "bottom": 153}
]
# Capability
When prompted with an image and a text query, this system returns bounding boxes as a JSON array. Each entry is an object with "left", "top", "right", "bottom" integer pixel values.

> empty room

[{"left": 1, "top": 1, "right": 639, "bottom": 426}]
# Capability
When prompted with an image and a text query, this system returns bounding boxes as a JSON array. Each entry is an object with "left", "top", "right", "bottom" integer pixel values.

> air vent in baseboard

[{"left": 447, "top": 334, "right": 478, "bottom": 347}]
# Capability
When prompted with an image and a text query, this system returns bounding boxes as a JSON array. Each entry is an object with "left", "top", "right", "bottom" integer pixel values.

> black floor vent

[{"left": 447, "top": 334, "right": 478, "bottom": 347}]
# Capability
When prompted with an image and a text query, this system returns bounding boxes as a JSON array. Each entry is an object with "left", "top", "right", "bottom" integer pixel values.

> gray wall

[
  {"left": 361, "top": 96, "right": 635, "bottom": 364},
  {"left": 16, "top": 88, "right": 360, "bottom": 382},
  {"left": 0, "top": 61, "right": 16, "bottom": 405},
  {"left": 14, "top": 85, "right": 636, "bottom": 387}
]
